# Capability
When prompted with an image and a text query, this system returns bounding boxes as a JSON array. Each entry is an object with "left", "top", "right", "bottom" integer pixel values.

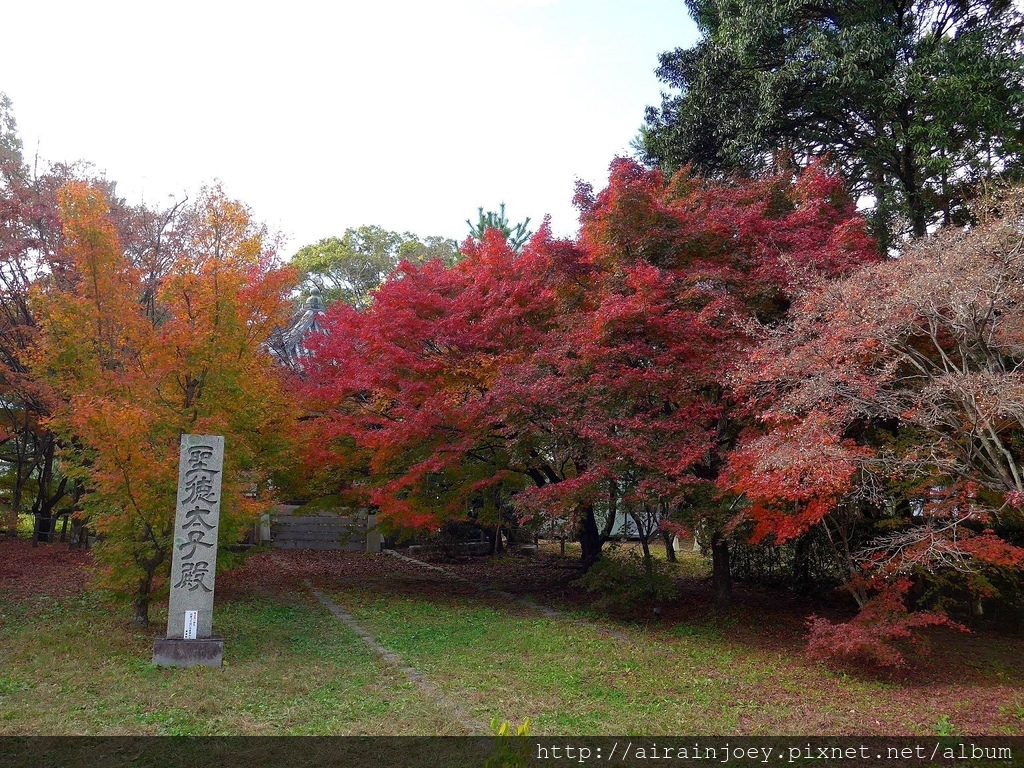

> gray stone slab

[
  {"left": 273, "top": 540, "right": 365, "bottom": 550},
  {"left": 271, "top": 519, "right": 357, "bottom": 530},
  {"left": 152, "top": 637, "right": 224, "bottom": 668},
  {"left": 166, "top": 435, "right": 224, "bottom": 640}
]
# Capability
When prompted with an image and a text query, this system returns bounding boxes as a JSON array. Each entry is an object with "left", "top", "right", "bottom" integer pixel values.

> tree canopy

[
  {"left": 34, "top": 182, "right": 298, "bottom": 624},
  {"left": 299, "top": 159, "right": 875, "bottom": 575},
  {"left": 723, "top": 185, "right": 1024, "bottom": 662},
  {"left": 639, "top": 0, "right": 1024, "bottom": 249},
  {"left": 292, "top": 226, "right": 459, "bottom": 309}
]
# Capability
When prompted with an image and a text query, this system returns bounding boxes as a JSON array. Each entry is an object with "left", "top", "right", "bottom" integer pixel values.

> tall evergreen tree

[
  {"left": 466, "top": 203, "right": 533, "bottom": 252},
  {"left": 639, "top": 0, "right": 1024, "bottom": 249}
]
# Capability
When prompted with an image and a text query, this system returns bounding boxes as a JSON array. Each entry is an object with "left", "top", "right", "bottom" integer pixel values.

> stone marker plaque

[{"left": 153, "top": 434, "right": 225, "bottom": 668}]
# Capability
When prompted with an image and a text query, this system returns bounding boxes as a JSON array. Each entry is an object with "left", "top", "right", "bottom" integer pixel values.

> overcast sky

[{"left": 2, "top": 1, "right": 697, "bottom": 251}]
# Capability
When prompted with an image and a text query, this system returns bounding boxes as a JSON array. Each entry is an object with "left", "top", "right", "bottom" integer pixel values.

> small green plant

[
  {"left": 933, "top": 714, "right": 956, "bottom": 736},
  {"left": 487, "top": 718, "right": 531, "bottom": 768}
]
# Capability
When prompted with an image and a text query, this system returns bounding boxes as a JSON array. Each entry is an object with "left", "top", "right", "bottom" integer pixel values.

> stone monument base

[{"left": 152, "top": 637, "right": 224, "bottom": 668}]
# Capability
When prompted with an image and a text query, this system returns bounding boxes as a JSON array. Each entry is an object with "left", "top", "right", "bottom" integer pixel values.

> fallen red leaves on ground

[{"left": 0, "top": 539, "right": 92, "bottom": 602}]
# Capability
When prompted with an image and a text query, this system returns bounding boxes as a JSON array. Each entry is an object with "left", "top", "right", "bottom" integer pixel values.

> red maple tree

[
  {"left": 301, "top": 159, "right": 875, "bottom": 583},
  {"left": 726, "top": 186, "right": 1024, "bottom": 660}
]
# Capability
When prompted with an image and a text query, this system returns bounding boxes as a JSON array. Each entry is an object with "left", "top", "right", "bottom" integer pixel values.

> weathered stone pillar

[
  {"left": 366, "top": 512, "right": 383, "bottom": 553},
  {"left": 152, "top": 435, "right": 225, "bottom": 668}
]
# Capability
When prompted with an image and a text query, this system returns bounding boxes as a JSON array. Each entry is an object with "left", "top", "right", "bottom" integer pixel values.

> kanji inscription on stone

[{"left": 166, "top": 435, "right": 224, "bottom": 640}]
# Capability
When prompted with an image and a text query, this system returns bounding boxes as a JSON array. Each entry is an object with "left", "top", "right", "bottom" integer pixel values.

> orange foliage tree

[{"left": 34, "top": 182, "right": 296, "bottom": 624}]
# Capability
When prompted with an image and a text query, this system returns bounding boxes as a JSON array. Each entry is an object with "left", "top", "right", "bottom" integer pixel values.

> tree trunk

[
  {"left": 492, "top": 521, "right": 504, "bottom": 554},
  {"left": 33, "top": 512, "right": 55, "bottom": 546},
  {"left": 661, "top": 530, "right": 677, "bottom": 563},
  {"left": 31, "top": 439, "right": 67, "bottom": 546},
  {"left": 493, "top": 487, "right": 509, "bottom": 553},
  {"left": 133, "top": 526, "right": 167, "bottom": 627},
  {"left": 8, "top": 465, "right": 23, "bottom": 538},
  {"left": 579, "top": 504, "right": 603, "bottom": 570},
  {"left": 7, "top": 410, "right": 35, "bottom": 539},
  {"left": 629, "top": 508, "right": 654, "bottom": 575},
  {"left": 793, "top": 534, "right": 812, "bottom": 592},
  {"left": 902, "top": 142, "right": 928, "bottom": 238},
  {"left": 908, "top": 188, "right": 928, "bottom": 238},
  {"left": 638, "top": 533, "right": 652, "bottom": 563},
  {"left": 133, "top": 571, "right": 154, "bottom": 626},
  {"left": 71, "top": 517, "right": 89, "bottom": 550},
  {"left": 711, "top": 531, "right": 731, "bottom": 608}
]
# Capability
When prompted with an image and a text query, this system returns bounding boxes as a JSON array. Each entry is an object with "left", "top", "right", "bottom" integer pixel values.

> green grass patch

[
  {"left": 344, "top": 590, "right": 698, "bottom": 733},
  {"left": 0, "top": 590, "right": 454, "bottom": 735},
  {"left": 4, "top": 545, "right": 1021, "bottom": 736},
  {"left": 325, "top": 585, "right": 906, "bottom": 735}
]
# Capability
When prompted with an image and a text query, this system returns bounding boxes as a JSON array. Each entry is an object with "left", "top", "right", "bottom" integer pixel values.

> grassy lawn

[
  {"left": 1, "top": 540, "right": 1022, "bottom": 736},
  {"left": 314, "top": 547, "right": 1024, "bottom": 736},
  {"left": 0, "top": 572, "right": 457, "bottom": 734},
  {"left": 322, "top": 585, "right": 891, "bottom": 735}
]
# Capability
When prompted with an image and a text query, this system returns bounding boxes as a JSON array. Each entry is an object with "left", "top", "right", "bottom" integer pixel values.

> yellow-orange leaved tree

[{"left": 35, "top": 182, "right": 297, "bottom": 624}]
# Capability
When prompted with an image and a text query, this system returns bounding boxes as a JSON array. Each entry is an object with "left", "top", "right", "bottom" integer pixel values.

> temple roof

[{"left": 276, "top": 287, "right": 326, "bottom": 365}]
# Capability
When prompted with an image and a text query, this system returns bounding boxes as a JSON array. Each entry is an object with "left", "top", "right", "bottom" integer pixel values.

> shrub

[
  {"left": 576, "top": 550, "right": 676, "bottom": 613},
  {"left": 432, "top": 519, "right": 490, "bottom": 559},
  {"left": 806, "top": 578, "right": 966, "bottom": 669}
]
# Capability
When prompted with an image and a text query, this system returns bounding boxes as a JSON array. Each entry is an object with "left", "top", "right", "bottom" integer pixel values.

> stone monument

[{"left": 152, "top": 434, "right": 225, "bottom": 668}]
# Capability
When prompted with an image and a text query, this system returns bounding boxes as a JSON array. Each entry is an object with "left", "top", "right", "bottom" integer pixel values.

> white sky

[{"left": 1, "top": 0, "right": 697, "bottom": 252}]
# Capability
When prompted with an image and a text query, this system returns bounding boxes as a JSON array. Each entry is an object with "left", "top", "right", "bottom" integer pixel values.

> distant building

[{"left": 271, "top": 287, "right": 326, "bottom": 367}]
